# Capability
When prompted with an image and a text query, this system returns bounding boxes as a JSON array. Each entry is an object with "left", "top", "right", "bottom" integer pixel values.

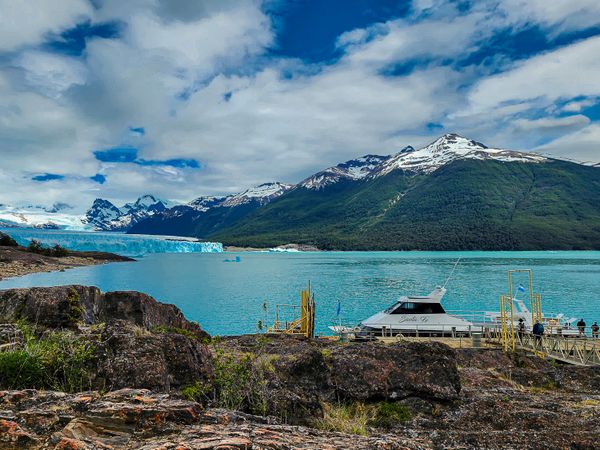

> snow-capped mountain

[
  {"left": 375, "top": 134, "right": 547, "bottom": 177},
  {"left": 222, "top": 182, "right": 293, "bottom": 207},
  {"left": 300, "top": 155, "right": 392, "bottom": 189},
  {"left": 300, "top": 134, "right": 547, "bottom": 189},
  {"left": 0, "top": 204, "right": 85, "bottom": 230},
  {"left": 188, "top": 196, "right": 228, "bottom": 212},
  {"left": 127, "top": 183, "right": 293, "bottom": 236},
  {"left": 83, "top": 195, "right": 171, "bottom": 231}
]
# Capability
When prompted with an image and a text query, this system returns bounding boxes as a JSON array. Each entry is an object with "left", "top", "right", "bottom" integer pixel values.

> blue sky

[{"left": 0, "top": 0, "right": 599, "bottom": 210}]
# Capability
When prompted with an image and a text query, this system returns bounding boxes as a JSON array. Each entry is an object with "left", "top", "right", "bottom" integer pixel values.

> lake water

[{"left": 2, "top": 250, "right": 600, "bottom": 336}]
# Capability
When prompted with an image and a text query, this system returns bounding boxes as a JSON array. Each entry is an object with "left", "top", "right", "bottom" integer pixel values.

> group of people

[
  {"left": 576, "top": 319, "right": 600, "bottom": 338},
  {"left": 517, "top": 318, "right": 600, "bottom": 338}
]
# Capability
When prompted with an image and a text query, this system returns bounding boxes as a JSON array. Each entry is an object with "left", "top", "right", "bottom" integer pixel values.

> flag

[
  {"left": 517, "top": 285, "right": 526, "bottom": 293},
  {"left": 336, "top": 300, "right": 341, "bottom": 317}
]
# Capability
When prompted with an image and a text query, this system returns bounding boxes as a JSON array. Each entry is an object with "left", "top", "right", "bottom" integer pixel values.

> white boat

[
  {"left": 353, "top": 286, "right": 475, "bottom": 337},
  {"left": 330, "top": 288, "right": 579, "bottom": 339}
]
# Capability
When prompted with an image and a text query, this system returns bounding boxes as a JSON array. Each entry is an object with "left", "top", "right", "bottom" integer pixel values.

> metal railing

[{"left": 500, "top": 333, "right": 600, "bottom": 366}]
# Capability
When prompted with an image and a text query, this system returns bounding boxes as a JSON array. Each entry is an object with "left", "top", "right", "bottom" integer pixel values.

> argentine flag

[
  {"left": 336, "top": 300, "right": 341, "bottom": 317},
  {"left": 517, "top": 285, "right": 526, "bottom": 293}
]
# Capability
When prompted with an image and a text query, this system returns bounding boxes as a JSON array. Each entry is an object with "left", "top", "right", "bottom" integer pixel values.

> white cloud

[
  {"left": 513, "top": 115, "right": 590, "bottom": 131},
  {"left": 562, "top": 98, "right": 596, "bottom": 112},
  {"left": 465, "top": 35, "right": 600, "bottom": 115},
  {"left": 535, "top": 124, "right": 600, "bottom": 163},
  {"left": 15, "top": 51, "right": 88, "bottom": 98},
  {"left": 0, "top": 0, "right": 91, "bottom": 51},
  {"left": 497, "top": 0, "right": 600, "bottom": 35},
  {"left": 1, "top": 0, "right": 600, "bottom": 212}
]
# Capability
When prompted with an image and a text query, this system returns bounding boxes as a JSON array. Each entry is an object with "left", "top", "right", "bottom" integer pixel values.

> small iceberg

[{"left": 224, "top": 256, "right": 241, "bottom": 262}]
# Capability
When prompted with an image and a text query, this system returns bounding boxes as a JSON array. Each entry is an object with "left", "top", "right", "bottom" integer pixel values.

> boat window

[{"left": 390, "top": 302, "right": 446, "bottom": 314}]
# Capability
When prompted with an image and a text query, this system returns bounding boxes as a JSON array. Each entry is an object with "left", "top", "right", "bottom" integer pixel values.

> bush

[
  {"left": 0, "top": 349, "right": 46, "bottom": 388},
  {"left": 27, "top": 240, "right": 70, "bottom": 257},
  {"left": 182, "top": 381, "right": 209, "bottom": 403},
  {"left": 210, "top": 345, "right": 273, "bottom": 416},
  {"left": 0, "top": 322, "right": 96, "bottom": 392},
  {"left": 0, "top": 232, "right": 18, "bottom": 247}
]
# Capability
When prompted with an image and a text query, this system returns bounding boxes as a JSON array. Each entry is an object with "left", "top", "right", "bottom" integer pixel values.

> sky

[{"left": 1, "top": 0, "right": 600, "bottom": 211}]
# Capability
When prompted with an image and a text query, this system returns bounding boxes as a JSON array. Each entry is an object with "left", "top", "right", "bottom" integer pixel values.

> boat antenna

[{"left": 443, "top": 258, "right": 461, "bottom": 289}]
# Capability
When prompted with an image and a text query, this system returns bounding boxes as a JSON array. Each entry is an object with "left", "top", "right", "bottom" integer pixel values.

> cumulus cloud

[
  {"left": 0, "top": 0, "right": 92, "bottom": 51},
  {"left": 1, "top": 0, "right": 600, "bottom": 211},
  {"left": 464, "top": 35, "right": 600, "bottom": 115}
]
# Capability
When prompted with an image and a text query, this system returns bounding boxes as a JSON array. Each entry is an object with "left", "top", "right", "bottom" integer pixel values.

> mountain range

[
  {"left": 2, "top": 133, "right": 599, "bottom": 250},
  {"left": 128, "top": 133, "right": 600, "bottom": 250}
]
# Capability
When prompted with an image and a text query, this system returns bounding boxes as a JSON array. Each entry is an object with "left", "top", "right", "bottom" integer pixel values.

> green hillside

[{"left": 209, "top": 159, "right": 600, "bottom": 250}]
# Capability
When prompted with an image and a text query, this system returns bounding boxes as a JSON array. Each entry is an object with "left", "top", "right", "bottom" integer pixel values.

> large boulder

[
  {"left": 217, "top": 335, "right": 461, "bottom": 423},
  {"left": 94, "top": 321, "right": 213, "bottom": 391},
  {"left": 327, "top": 341, "right": 461, "bottom": 402},
  {"left": 94, "top": 291, "right": 208, "bottom": 340},
  {"left": 0, "top": 286, "right": 99, "bottom": 329},
  {"left": 0, "top": 286, "right": 208, "bottom": 340}
]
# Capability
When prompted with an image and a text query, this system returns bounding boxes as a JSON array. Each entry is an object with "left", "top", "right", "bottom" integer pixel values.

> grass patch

[
  {"left": 315, "top": 402, "right": 373, "bottom": 436},
  {"left": 151, "top": 326, "right": 197, "bottom": 339},
  {"left": 315, "top": 401, "right": 412, "bottom": 435},
  {"left": 0, "top": 322, "right": 96, "bottom": 392}
]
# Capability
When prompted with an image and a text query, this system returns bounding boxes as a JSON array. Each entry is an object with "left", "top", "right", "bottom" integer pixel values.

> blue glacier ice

[{"left": 1, "top": 228, "right": 223, "bottom": 256}]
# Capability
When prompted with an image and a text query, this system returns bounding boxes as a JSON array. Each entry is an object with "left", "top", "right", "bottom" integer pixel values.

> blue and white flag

[
  {"left": 336, "top": 300, "right": 341, "bottom": 317},
  {"left": 517, "top": 285, "right": 526, "bottom": 293}
]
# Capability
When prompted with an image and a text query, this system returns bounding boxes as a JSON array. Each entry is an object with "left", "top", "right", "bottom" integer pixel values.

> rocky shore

[
  {"left": 0, "top": 236, "right": 133, "bottom": 281},
  {"left": 0, "top": 286, "right": 598, "bottom": 449}
]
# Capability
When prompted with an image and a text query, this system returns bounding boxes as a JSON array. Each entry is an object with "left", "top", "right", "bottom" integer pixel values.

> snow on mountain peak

[
  {"left": 376, "top": 133, "right": 547, "bottom": 177},
  {"left": 301, "top": 154, "right": 391, "bottom": 189},
  {"left": 222, "top": 182, "right": 294, "bottom": 207},
  {"left": 84, "top": 195, "right": 171, "bottom": 231},
  {"left": 187, "top": 196, "right": 228, "bottom": 212}
]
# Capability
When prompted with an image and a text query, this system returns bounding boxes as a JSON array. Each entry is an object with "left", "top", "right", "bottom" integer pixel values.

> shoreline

[{"left": 0, "top": 245, "right": 134, "bottom": 281}]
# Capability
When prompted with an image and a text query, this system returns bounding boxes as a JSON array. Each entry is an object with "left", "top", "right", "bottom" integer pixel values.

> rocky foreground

[
  {"left": 0, "top": 286, "right": 599, "bottom": 449},
  {"left": 0, "top": 235, "right": 133, "bottom": 280}
]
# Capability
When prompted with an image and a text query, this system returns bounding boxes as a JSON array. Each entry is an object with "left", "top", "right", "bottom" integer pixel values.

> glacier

[{"left": 2, "top": 228, "right": 223, "bottom": 256}]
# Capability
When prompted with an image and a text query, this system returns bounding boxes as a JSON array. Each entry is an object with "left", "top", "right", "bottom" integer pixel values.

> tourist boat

[
  {"left": 331, "top": 287, "right": 579, "bottom": 338},
  {"left": 352, "top": 286, "right": 476, "bottom": 337}
]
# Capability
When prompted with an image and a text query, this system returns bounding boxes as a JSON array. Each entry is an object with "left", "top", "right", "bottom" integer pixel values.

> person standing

[
  {"left": 518, "top": 318, "right": 526, "bottom": 342},
  {"left": 532, "top": 320, "right": 544, "bottom": 348},
  {"left": 592, "top": 322, "right": 599, "bottom": 339},
  {"left": 577, "top": 319, "right": 586, "bottom": 337}
]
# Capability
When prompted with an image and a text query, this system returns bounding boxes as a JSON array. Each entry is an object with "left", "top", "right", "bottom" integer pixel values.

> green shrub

[
  {"left": 26, "top": 240, "right": 70, "bottom": 257},
  {"left": 210, "top": 345, "right": 272, "bottom": 416},
  {"left": 0, "top": 350, "right": 46, "bottom": 388},
  {"left": 0, "top": 322, "right": 96, "bottom": 392},
  {"left": 0, "top": 232, "right": 18, "bottom": 247},
  {"left": 370, "top": 402, "right": 412, "bottom": 429},
  {"left": 67, "top": 289, "right": 84, "bottom": 323},
  {"left": 182, "top": 381, "right": 209, "bottom": 403}
]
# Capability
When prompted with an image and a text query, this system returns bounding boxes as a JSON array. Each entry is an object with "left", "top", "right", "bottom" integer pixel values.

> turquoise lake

[{"left": 1, "top": 250, "right": 600, "bottom": 336}]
